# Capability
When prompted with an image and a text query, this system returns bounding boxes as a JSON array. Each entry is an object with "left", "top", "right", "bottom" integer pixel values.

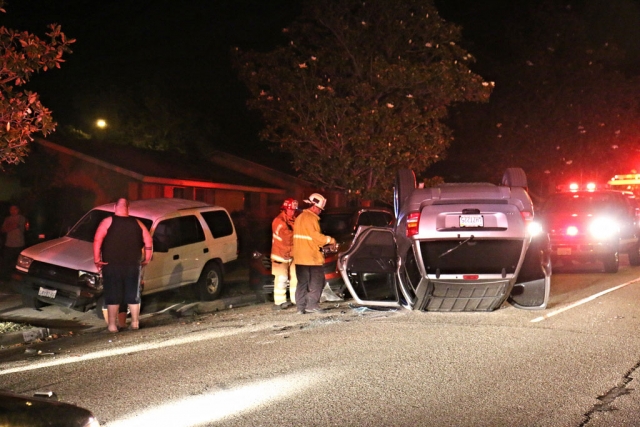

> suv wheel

[
  {"left": 21, "top": 294, "right": 44, "bottom": 310},
  {"left": 197, "top": 263, "right": 223, "bottom": 301},
  {"left": 94, "top": 295, "right": 105, "bottom": 319},
  {"left": 603, "top": 252, "right": 619, "bottom": 273},
  {"left": 501, "top": 168, "right": 528, "bottom": 188},
  {"left": 394, "top": 169, "right": 416, "bottom": 218},
  {"left": 628, "top": 242, "right": 640, "bottom": 266}
]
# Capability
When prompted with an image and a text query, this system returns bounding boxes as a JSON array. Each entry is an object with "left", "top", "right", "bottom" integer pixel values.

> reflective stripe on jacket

[
  {"left": 292, "top": 209, "right": 333, "bottom": 266},
  {"left": 271, "top": 211, "right": 294, "bottom": 263}
]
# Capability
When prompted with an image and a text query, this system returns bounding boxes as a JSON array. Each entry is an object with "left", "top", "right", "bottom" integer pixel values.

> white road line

[{"left": 531, "top": 277, "right": 640, "bottom": 323}]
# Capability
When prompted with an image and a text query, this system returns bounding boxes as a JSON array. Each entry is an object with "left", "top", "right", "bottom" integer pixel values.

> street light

[{"left": 96, "top": 119, "right": 107, "bottom": 129}]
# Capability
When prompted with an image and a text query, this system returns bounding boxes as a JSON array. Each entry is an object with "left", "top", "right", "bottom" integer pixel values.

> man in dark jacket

[{"left": 93, "top": 198, "right": 152, "bottom": 332}]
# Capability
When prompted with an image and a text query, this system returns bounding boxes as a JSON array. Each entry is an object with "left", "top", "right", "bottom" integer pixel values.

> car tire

[
  {"left": 197, "top": 262, "right": 223, "bottom": 301},
  {"left": 21, "top": 294, "right": 45, "bottom": 310},
  {"left": 628, "top": 242, "right": 640, "bottom": 266},
  {"left": 603, "top": 252, "right": 619, "bottom": 273},
  {"left": 394, "top": 169, "right": 416, "bottom": 218},
  {"left": 94, "top": 295, "right": 105, "bottom": 319},
  {"left": 501, "top": 168, "right": 528, "bottom": 188}
]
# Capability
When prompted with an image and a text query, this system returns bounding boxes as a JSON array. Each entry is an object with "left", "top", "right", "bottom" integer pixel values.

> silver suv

[
  {"left": 15, "top": 198, "right": 238, "bottom": 314},
  {"left": 338, "top": 168, "right": 551, "bottom": 312}
]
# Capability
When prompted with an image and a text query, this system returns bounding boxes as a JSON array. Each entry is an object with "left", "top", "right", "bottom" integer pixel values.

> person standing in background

[
  {"left": 292, "top": 193, "right": 336, "bottom": 314},
  {"left": 1, "top": 205, "right": 26, "bottom": 279},
  {"left": 271, "top": 198, "right": 298, "bottom": 310}
]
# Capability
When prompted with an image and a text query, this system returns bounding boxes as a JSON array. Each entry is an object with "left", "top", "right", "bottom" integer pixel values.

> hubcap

[{"left": 206, "top": 271, "right": 220, "bottom": 294}]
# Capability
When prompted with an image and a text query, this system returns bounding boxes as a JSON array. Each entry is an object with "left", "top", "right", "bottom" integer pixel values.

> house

[{"left": 18, "top": 138, "right": 333, "bottom": 252}]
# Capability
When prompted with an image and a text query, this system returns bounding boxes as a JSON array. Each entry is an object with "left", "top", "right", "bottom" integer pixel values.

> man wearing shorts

[{"left": 93, "top": 198, "right": 152, "bottom": 332}]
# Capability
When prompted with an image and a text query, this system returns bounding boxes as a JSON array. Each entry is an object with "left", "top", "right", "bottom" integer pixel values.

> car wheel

[
  {"left": 603, "top": 252, "right": 619, "bottom": 273},
  {"left": 628, "top": 242, "right": 640, "bottom": 266},
  {"left": 21, "top": 294, "right": 44, "bottom": 310},
  {"left": 394, "top": 168, "right": 416, "bottom": 218},
  {"left": 94, "top": 295, "right": 105, "bottom": 319},
  {"left": 501, "top": 168, "right": 528, "bottom": 188},
  {"left": 197, "top": 263, "right": 223, "bottom": 301}
]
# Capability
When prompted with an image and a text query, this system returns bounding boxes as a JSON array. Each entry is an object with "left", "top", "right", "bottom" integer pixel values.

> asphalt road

[{"left": 2, "top": 259, "right": 640, "bottom": 426}]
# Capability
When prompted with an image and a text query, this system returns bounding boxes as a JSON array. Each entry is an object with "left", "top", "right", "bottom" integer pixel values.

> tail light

[
  {"left": 521, "top": 211, "right": 543, "bottom": 236},
  {"left": 520, "top": 211, "right": 533, "bottom": 223},
  {"left": 406, "top": 212, "right": 420, "bottom": 237}
]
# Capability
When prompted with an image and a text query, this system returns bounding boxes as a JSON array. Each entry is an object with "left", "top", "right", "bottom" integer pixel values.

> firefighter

[
  {"left": 271, "top": 198, "right": 298, "bottom": 310},
  {"left": 292, "top": 193, "right": 336, "bottom": 314}
]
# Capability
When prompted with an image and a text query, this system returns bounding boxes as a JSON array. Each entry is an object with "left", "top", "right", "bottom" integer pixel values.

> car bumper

[
  {"left": 549, "top": 240, "right": 618, "bottom": 259},
  {"left": 14, "top": 271, "right": 100, "bottom": 311}
]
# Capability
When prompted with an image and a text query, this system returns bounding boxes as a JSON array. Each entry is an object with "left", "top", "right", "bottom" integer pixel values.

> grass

[{"left": 0, "top": 321, "right": 33, "bottom": 334}]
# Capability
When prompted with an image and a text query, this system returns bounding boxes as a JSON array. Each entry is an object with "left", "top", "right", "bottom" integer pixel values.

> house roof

[{"left": 37, "top": 138, "right": 285, "bottom": 194}]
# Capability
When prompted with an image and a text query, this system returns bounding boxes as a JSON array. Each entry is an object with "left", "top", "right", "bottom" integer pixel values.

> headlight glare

[
  {"left": 527, "top": 221, "right": 543, "bottom": 236},
  {"left": 589, "top": 217, "right": 619, "bottom": 239}
]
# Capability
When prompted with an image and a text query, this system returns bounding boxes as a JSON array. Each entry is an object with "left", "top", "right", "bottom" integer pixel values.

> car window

[
  {"left": 320, "top": 214, "right": 353, "bottom": 235},
  {"left": 357, "top": 211, "right": 394, "bottom": 227},
  {"left": 200, "top": 210, "right": 234, "bottom": 238},
  {"left": 67, "top": 209, "right": 153, "bottom": 242},
  {"left": 153, "top": 215, "right": 205, "bottom": 249}
]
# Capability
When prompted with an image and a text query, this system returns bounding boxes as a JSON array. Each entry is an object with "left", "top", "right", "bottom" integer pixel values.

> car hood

[{"left": 20, "top": 237, "right": 96, "bottom": 273}]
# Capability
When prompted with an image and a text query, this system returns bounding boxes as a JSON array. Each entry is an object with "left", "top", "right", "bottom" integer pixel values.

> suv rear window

[{"left": 201, "top": 210, "right": 234, "bottom": 238}]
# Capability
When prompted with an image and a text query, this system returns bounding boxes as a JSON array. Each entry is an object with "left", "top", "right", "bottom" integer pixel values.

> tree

[
  {"left": 235, "top": 0, "right": 491, "bottom": 201},
  {"left": 0, "top": 1, "right": 74, "bottom": 165}
]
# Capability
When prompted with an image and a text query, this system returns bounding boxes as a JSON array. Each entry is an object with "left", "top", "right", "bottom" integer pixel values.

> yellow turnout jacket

[{"left": 292, "top": 209, "right": 334, "bottom": 266}]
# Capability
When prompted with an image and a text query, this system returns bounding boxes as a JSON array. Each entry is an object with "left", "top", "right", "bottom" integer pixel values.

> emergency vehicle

[
  {"left": 608, "top": 173, "right": 640, "bottom": 196},
  {"left": 538, "top": 181, "right": 640, "bottom": 273}
]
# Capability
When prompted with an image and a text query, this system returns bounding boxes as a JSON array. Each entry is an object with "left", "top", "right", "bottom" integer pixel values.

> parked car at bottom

[
  {"left": 15, "top": 198, "right": 238, "bottom": 317},
  {"left": 338, "top": 168, "right": 552, "bottom": 312},
  {"left": 0, "top": 390, "right": 100, "bottom": 427},
  {"left": 250, "top": 206, "right": 394, "bottom": 300},
  {"left": 538, "top": 186, "right": 640, "bottom": 273}
]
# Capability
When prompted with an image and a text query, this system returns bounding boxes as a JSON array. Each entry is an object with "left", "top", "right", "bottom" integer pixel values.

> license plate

[
  {"left": 459, "top": 215, "right": 483, "bottom": 227},
  {"left": 557, "top": 247, "right": 572, "bottom": 256},
  {"left": 38, "top": 287, "right": 57, "bottom": 299}
]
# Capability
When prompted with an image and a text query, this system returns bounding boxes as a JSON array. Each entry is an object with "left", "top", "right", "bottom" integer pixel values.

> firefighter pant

[
  {"left": 272, "top": 259, "right": 297, "bottom": 305},
  {"left": 295, "top": 264, "right": 324, "bottom": 311}
]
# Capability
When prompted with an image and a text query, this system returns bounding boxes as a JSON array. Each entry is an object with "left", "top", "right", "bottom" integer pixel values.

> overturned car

[{"left": 337, "top": 168, "right": 551, "bottom": 312}]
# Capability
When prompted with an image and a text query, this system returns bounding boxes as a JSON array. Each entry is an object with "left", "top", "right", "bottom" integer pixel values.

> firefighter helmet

[
  {"left": 281, "top": 198, "right": 298, "bottom": 210},
  {"left": 305, "top": 193, "right": 327, "bottom": 210}
]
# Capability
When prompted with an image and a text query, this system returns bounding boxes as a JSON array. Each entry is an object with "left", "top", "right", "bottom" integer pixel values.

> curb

[
  {"left": 0, "top": 292, "right": 263, "bottom": 346},
  {"left": 0, "top": 327, "right": 51, "bottom": 347}
]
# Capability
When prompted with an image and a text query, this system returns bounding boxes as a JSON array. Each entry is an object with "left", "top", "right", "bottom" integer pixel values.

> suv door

[
  {"left": 339, "top": 227, "right": 551, "bottom": 310},
  {"left": 508, "top": 233, "right": 551, "bottom": 309},
  {"left": 337, "top": 227, "right": 402, "bottom": 308},
  {"left": 145, "top": 215, "right": 206, "bottom": 292}
]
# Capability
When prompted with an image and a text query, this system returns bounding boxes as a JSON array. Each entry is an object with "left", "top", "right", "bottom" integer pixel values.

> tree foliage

[
  {"left": 235, "top": 0, "right": 491, "bottom": 201},
  {"left": 0, "top": 1, "right": 74, "bottom": 165}
]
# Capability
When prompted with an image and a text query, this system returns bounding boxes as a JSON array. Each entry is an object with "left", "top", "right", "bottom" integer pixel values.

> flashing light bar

[{"left": 556, "top": 182, "right": 606, "bottom": 192}]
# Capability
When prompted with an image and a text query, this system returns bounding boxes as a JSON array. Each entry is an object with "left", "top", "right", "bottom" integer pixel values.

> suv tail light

[
  {"left": 521, "top": 211, "right": 543, "bottom": 236},
  {"left": 406, "top": 212, "right": 420, "bottom": 237}
]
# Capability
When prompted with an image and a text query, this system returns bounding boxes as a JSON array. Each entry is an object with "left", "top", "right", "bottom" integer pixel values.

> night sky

[
  {"left": 5, "top": 0, "right": 640, "bottom": 177},
  {"left": 3, "top": 0, "right": 301, "bottom": 168}
]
